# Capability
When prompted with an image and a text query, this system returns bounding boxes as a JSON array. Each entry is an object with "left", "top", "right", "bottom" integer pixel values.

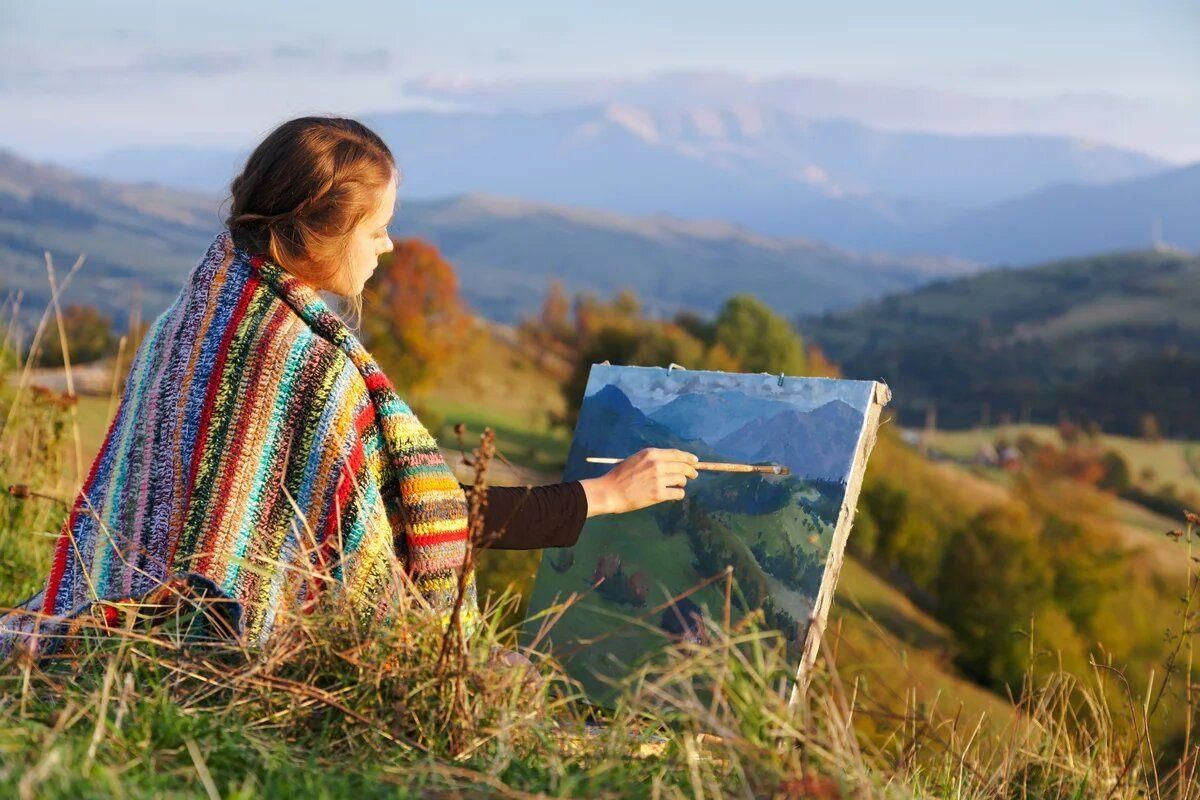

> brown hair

[{"left": 225, "top": 116, "right": 397, "bottom": 328}]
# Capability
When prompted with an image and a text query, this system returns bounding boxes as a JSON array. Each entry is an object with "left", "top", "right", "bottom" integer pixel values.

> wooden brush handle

[
  {"left": 695, "top": 461, "right": 755, "bottom": 472},
  {"left": 585, "top": 457, "right": 787, "bottom": 475}
]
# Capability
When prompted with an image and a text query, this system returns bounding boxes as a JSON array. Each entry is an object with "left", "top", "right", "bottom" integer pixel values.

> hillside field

[
  {"left": 36, "top": 324, "right": 1015, "bottom": 733},
  {"left": 919, "top": 423, "right": 1200, "bottom": 501}
]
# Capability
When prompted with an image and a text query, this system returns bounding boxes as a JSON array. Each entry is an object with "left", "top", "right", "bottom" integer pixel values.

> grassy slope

[
  {"left": 424, "top": 320, "right": 572, "bottom": 477},
  {"left": 809, "top": 251, "right": 1200, "bottom": 362},
  {"left": 917, "top": 424, "right": 1197, "bottom": 588},
  {"left": 44, "top": 321, "right": 1013, "bottom": 730}
]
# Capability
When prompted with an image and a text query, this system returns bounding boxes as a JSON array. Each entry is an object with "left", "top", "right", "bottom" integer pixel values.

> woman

[{"left": 0, "top": 116, "right": 698, "bottom": 656}]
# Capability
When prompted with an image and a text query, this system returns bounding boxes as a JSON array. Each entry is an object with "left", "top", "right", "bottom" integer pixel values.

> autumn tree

[
  {"left": 1098, "top": 449, "right": 1132, "bottom": 493},
  {"left": 539, "top": 279, "right": 571, "bottom": 340},
  {"left": 935, "top": 504, "right": 1053, "bottom": 690},
  {"left": 612, "top": 288, "right": 640, "bottom": 318},
  {"left": 362, "top": 237, "right": 468, "bottom": 399},
  {"left": 516, "top": 280, "right": 576, "bottom": 371},
  {"left": 531, "top": 285, "right": 820, "bottom": 427},
  {"left": 713, "top": 294, "right": 807, "bottom": 375},
  {"left": 556, "top": 288, "right": 743, "bottom": 427},
  {"left": 35, "top": 304, "right": 115, "bottom": 367},
  {"left": 1140, "top": 413, "right": 1162, "bottom": 442}
]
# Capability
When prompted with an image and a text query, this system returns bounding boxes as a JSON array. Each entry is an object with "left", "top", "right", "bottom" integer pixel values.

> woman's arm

[
  {"left": 461, "top": 448, "right": 700, "bottom": 551},
  {"left": 462, "top": 482, "right": 588, "bottom": 550}
]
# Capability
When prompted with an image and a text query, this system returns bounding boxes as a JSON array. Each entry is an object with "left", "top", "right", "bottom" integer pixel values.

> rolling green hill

[
  {"left": 802, "top": 249, "right": 1200, "bottom": 437},
  {"left": 0, "top": 149, "right": 221, "bottom": 328}
]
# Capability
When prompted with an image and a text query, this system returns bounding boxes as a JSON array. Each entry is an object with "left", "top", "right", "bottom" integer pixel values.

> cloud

[
  {"left": 0, "top": 41, "right": 395, "bottom": 92},
  {"left": 131, "top": 44, "right": 395, "bottom": 77},
  {"left": 130, "top": 51, "right": 256, "bottom": 77},
  {"left": 266, "top": 44, "right": 393, "bottom": 73}
]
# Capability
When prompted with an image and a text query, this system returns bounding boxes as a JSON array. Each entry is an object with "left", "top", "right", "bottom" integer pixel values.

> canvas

[{"left": 522, "top": 364, "right": 890, "bottom": 703}]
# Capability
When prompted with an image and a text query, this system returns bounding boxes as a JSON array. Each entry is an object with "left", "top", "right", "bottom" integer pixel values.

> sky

[{"left": 1, "top": 1, "right": 1198, "bottom": 161}]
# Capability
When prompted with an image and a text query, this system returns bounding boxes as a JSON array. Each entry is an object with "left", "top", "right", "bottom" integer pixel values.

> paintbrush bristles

[{"left": 585, "top": 456, "right": 789, "bottom": 476}]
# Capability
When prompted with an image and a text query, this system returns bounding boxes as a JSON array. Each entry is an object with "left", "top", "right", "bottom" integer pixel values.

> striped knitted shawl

[{"left": 2, "top": 230, "right": 478, "bottom": 654}]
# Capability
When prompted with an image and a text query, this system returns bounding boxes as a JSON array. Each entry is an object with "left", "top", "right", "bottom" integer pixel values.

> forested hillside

[{"left": 802, "top": 249, "right": 1200, "bottom": 437}]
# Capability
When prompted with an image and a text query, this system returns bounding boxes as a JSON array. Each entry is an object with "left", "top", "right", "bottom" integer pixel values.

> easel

[
  {"left": 790, "top": 379, "right": 890, "bottom": 706},
  {"left": 587, "top": 361, "right": 892, "bottom": 707}
]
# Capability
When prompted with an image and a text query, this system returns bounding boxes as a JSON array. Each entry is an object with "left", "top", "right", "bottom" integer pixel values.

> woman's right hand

[{"left": 580, "top": 448, "right": 700, "bottom": 517}]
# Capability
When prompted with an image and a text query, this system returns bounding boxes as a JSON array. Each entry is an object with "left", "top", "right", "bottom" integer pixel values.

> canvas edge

[
  {"left": 788, "top": 380, "right": 892, "bottom": 707},
  {"left": 518, "top": 363, "right": 603, "bottom": 646}
]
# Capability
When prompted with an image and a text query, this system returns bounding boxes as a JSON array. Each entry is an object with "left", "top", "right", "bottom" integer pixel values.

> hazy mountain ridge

[
  {"left": 0, "top": 149, "right": 221, "bottom": 328},
  {"left": 0, "top": 147, "right": 963, "bottom": 327},
  {"left": 894, "top": 162, "right": 1200, "bottom": 264},
  {"left": 403, "top": 71, "right": 1196, "bottom": 163},
  {"left": 394, "top": 192, "right": 964, "bottom": 321}
]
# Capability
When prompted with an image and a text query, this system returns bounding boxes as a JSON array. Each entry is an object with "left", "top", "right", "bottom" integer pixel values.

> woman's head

[{"left": 225, "top": 116, "right": 397, "bottom": 321}]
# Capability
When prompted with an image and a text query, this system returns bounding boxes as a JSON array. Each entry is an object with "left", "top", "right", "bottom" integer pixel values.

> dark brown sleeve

[{"left": 461, "top": 481, "right": 588, "bottom": 550}]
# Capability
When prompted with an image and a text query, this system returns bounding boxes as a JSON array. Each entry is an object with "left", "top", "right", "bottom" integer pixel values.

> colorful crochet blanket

[{"left": 2, "top": 230, "right": 478, "bottom": 655}]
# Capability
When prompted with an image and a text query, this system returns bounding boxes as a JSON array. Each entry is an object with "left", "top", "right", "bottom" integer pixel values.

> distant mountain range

[
  {"left": 391, "top": 193, "right": 963, "bottom": 321},
  {"left": 801, "top": 249, "right": 1200, "bottom": 437},
  {"left": 401, "top": 71, "right": 1197, "bottom": 165},
  {"left": 0, "top": 147, "right": 963, "bottom": 326},
  {"left": 67, "top": 104, "right": 1171, "bottom": 258}
]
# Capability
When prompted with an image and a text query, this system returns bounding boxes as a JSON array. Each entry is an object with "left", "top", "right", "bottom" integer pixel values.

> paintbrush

[{"left": 586, "top": 456, "right": 790, "bottom": 476}]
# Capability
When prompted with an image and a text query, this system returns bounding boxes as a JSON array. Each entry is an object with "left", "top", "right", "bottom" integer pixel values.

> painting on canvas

[{"left": 522, "top": 364, "right": 889, "bottom": 702}]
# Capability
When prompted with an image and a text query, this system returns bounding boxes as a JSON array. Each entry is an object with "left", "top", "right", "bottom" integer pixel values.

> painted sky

[
  {"left": 583, "top": 365, "right": 876, "bottom": 415},
  {"left": 1, "top": 1, "right": 1198, "bottom": 161}
]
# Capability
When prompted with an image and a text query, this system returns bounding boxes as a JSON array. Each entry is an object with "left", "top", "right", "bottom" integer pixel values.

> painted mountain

[
  {"left": 648, "top": 389, "right": 794, "bottom": 441},
  {"left": 715, "top": 401, "right": 865, "bottom": 482},
  {"left": 523, "top": 364, "right": 880, "bottom": 702},
  {"left": 564, "top": 383, "right": 722, "bottom": 481}
]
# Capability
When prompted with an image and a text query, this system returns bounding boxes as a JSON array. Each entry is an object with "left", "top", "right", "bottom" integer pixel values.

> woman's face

[{"left": 332, "top": 174, "right": 396, "bottom": 296}]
